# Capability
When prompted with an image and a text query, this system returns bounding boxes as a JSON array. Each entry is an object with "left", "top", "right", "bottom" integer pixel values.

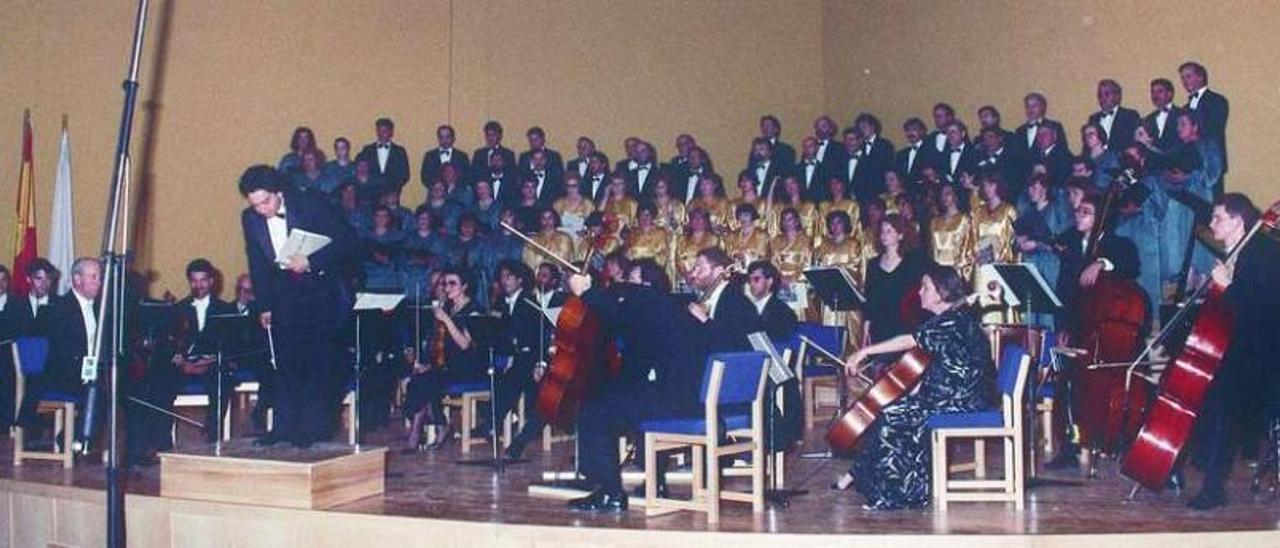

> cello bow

[{"left": 500, "top": 221, "right": 582, "bottom": 275}]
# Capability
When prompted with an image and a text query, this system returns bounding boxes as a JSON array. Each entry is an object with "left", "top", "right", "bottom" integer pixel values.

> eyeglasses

[{"left": 1074, "top": 207, "right": 1097, "bottom": 216}]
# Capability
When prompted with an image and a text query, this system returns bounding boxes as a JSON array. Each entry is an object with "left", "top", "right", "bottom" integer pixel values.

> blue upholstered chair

[
  {"left": 441, "top": 354, "right": 516, "bottom": 452},
  {"left": 928, "top": 344, "right": 1030, "bottom": 510},
  {"left": 11, "top": 337, "right": 77, "bottom": 467},
  {"left": 793, "top": 323, "right": 846, "bottom": 429},
  {"left": 639, "top": 351, "right": 769, "bottom": 523},
  {"left": 173, "top": 376, "right": 233, "bottom": 445}
]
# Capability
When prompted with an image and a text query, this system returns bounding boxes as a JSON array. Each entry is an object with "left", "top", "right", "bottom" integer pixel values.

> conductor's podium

[{"left": 159, "top": 440, "right": 386, "bottom": 509}]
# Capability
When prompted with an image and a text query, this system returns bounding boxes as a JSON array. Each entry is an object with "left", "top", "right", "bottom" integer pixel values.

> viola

[
  {"left": 825, "top": 348, "right": 931, "bottom": 454},
  {"left": 1122, "top": 202, "right": 1280, "bottom": 490}
]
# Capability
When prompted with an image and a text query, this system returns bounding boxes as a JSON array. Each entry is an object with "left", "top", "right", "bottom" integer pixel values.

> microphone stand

[{"left": 82, "top": 1, "right": 151, "bottom": 546}]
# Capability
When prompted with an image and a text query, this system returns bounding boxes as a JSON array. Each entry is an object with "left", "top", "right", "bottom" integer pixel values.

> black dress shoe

[
  {"left": 254, "top": 432, "right": 286, "bottom": 447},
  {"left": 568, "top": 488, "right": 629, "bottom": 512},
  {"left": 1187, "top": 489, "right": 1227, "bottom": 510},
  {"left": 504, "top": 443, "right": 525, "bottom": 461}
]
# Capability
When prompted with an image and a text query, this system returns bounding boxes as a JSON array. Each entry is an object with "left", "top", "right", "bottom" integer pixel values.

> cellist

[
  {"left": 1046, "top": 191, "right": 1141, "bottom": 468},
  {"left": 1186, "top": 193, "right": 1280, "bottom": 510}
]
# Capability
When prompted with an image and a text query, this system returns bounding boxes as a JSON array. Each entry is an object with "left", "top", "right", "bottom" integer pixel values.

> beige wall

[
  {"left": 2, "top": 0, "right": 1276, "bottom": 291},
  {"left": 824, "top": 0, "right": 1278, "bottom": 199},
  {"left": 0, "top": 0, "right": 825, "bottom": 290}
]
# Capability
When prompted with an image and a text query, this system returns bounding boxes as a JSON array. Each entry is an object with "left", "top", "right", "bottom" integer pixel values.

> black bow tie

[
  {"left": 638, "top": 164, "right": 651, "bottom": 170},
  {"left": 1190, "top": 91, "right": 1201, "bottom": 101},
  {"left": 911, "top": 144, "right": 920, "bottom": 151},
  {"left": 951, "top": 147, "right": 963, "bottom": 154},
  {"left": 275, "top": 212, "right": 286, "bottom": 220},
  {"left": 377, "top": 143, "right": 390, "bottom": 149},
  {"left": 535, "top": 171, "right": 545, "bottom": 178},
  {"left": 1102, "top": 109, "right": 1116, "bottom": 117}
]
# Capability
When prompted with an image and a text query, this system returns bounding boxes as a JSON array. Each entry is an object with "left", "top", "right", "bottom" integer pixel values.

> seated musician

[
  {"left": 836, "top": 264, "right": 993, "bottom": 509},
  {"left": 126, "top": 259, "right": 237, "bottom": 465},
  {"left": 1186, "top": 193, "right": 1280, "bottom": 510},
  {"left": 532, "top": 262, "right": 568, "bottom": 310},
  {"left": 562, "top": 259, "right": 706, "bottom": 512},
  {"left": 476, "top": 260, "right": 549, "bottom": 453},
  {"left": 402, "top": 267, "right": 486, "bottom": 451},
  {"left": 743, "top": 260, "right": 797, "bottom": 342}
]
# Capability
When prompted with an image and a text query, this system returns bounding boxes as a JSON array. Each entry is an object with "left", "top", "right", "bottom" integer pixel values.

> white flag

[{"left": 49, "top": 121, "right": 75, "bottom": 295}]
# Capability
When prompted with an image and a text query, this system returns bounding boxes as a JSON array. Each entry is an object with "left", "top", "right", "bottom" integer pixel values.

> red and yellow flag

[{"left": 12, "top": 110, "right": 37, "bottom": 295}]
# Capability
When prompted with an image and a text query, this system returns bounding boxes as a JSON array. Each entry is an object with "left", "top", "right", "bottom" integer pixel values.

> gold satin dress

[
  {"left": 817, "top": 199, "right": 863, "bottom": 249},
  {"left": 626, "top": 226, "right": 672, "bottom": 267},
  {"left": 689, "top": 196, "right": 732, "bottom": 234},
  {"left": 601, "top": 197, "right": 638, "bottom": 231},
  {"left": 653, "top": 199, "right": 687, "bottom": 234},
  {"left": 724, "top": 228, "right": 770, "bottom": 269},
  {"left": 929, "top": 213, "right": 975, "bottom": 281},
  {"left": 725, "top": 197, "right": 765, "bottom": 233},
  {"left": 813, "top": 234, "right": 864, "bottom": 348},
  {"left": 675, "top": 231, "right": 721, "bottom": 284},
  {"left": 523, "top": 229, "right": 575, "bottom": 272},
  {"left": 767, "top": 201, "right": 819, "bottom": 239},
  {"left": 970, "top": 201, "right": 1019, "bottom": 323}
]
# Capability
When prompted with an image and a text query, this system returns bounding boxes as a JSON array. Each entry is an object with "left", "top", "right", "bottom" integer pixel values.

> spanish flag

[{"left": 12, "top": 110, "right": 37, "bottom": 295}]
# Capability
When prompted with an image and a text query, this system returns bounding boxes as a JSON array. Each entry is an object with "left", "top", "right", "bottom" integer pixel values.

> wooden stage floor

[{"left": 2, "top": 417, "right": 1279, "bottom": 541}]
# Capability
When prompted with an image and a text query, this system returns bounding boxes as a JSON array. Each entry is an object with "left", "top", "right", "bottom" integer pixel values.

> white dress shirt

[
  {"left": 1099, "top": 109, "right": 1116, "bottom": 137},
  {"left": 934, "top": 132, "right": 948, "bottom": 153},
  {"left": 192, "top": 296, "right": 210, "bottom": 332},
  {"left": 906, "top": 143, "right": 920, "bottom": 174},
  {"left": 1155, "top": 107, "right": 1171, "bottom": 138},
  {"left": 1188, "top": 86, "right": 1208, "bottom": 110},
  {"left": 73, "top": 290, "right": 97, "bottom": 354},
  {"left": 0, "top": 293, "right": 7, "bottom": 313},
  {"left": 267, "top": 203, "right": 289, "bottom": 265},
  {"left": 636, "top": 164, "right": 652, "bottom": 193},
  {"left": 28, "top": 294, "right": 48, "bottom": 317},
  {"left": 439, "top": 148, "right": 453, "bottom": 162},
  {"left": 703, "top": 280, "right": 729, "bottom": 320},
  {"left": 376, "top": 141, "right": 391, "bottom": 171},
  {"left": 817, "top": 140, "right": 830, "bottom": 162}
]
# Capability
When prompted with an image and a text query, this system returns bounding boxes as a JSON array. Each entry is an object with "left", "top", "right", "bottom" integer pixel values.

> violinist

[
  {"left": 1187, "top": 194, "right": 1280, "bottom": 510},
  {"left": 835, "top": 264, "right": 993, "bottom": 509},
  {"left": 402, "top": 267, "right": 486, "bottom": 451},
  {"left": 126, "top": 259, "right": 236, "bottom": 466}
]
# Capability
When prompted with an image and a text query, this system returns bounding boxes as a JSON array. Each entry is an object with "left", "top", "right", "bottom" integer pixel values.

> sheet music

[
  {"left": 747, "top": 332, "right": 796, "bottom": 384},
  {"left": 354, "top": 292, "right": 405, "bottom": 311},
  {"left": 276, "top": 228, "right": 331, "bottom": 267}
]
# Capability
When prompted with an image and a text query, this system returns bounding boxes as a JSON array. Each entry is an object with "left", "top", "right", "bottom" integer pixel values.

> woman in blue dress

[{"left": 835, "top": 264, "right": 993, "bottom": 509}]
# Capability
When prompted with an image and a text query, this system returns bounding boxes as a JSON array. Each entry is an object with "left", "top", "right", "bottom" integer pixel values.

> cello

[
  {"left": 825, "top": 348, "right": 931, "bottom": 454},
  {"left": 1122, "top": 202, "right": 1280, "bottom": 490},
  {"left": 1067, "top": 171, "right": 1152, "bottom": 454},
  {"left": 499, "top": 221, "right": 621, "bottom": 427}
]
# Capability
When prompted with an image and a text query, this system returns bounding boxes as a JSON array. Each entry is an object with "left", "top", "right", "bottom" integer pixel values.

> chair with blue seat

[
  {"left": 439, "top": 354, "right": 520, "bottom": 453},
  {"left": 929, "top": 343, "right": 1031, "bottom": 510},
  {"left": 640, "top": 351, "right": 769, "bottom": 523},
  {"left": 10, "top": 337, "right": 77, "bottom": 467},
  {"left": 793, "top": 323, "right": 846, "bottom": 429},
  {"left": 173, "top": 376, "right": 233, "bottom": 446}
]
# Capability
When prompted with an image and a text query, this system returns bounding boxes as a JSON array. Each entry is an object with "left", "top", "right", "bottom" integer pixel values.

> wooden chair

[
  {"left": 11, "top": 337, "right": 76, "bottom": 468},
  {"left": 440, "top": 355, "right": 515, "bottom": 453},
  {"left": 640, "top": 351, "right": 769, "bottom": 523},
  {"left": 794, "top": 323, "right": 846, "bottom": 429},
  {"left": 172, "top": 378, "right": 234, "bottom": 446},
  {"left": 929, "top": 344, "right": 1030, "bottom": 510}
]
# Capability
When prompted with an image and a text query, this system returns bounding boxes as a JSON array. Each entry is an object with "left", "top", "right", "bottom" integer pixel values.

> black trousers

[
  {"left": 577, "top": 386, "right": 683, "bottom": 493},
  {"left": 272, "top": 286, "right": 344, "bottom": 443},
  {"left": 126, "top": 364, "right": 233, "bottom": 456},
  {"left": 1195, "top": 365, "right": 1280, "bottom": 494},
  {"left": 491, "top": 357, "right": 538, "bottom": 428}
]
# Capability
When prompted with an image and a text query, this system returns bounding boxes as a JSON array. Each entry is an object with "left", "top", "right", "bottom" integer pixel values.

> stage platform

[{"left": 1, "top": 422, "right": 1278, "bottom": 547}]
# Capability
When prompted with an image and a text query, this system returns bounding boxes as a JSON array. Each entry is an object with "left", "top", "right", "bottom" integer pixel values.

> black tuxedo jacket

[
  {"left": 745, "top": 140, "right": 797, "bottom": 173},
  {"left": 923, "top": 130, "right": 949, "bottom": 154},
  {"left": 1031, "top": 145, "right": 1072, "bottom": 187},
  {"left": 814, "top": 139, "right": 846, "bottom": 182},
  {"left": 518, "top": 148, "right": 565, "bottom": 180},
  {"left": 702, "top": 281, "right": 758, "bottom": 354},
  {"left": 241, "top": 189, "right": 357, "bottom": 323},
  {"left": 521, "top": 167, "right": 565, "bottom": 204},
  {"left": 45, "top": 293, "right": 102, "bottom": 388},
  {"left": 939, "top": 143, "right": 983, "bottom": 181},
  {"left": 566, "top": 157, "right": 591, "bottom": 180},
  {"left": 976, "top": 147, "right": 1029, "bottom": 193},
  {"left": 757, "top": 294, "right": 798, "bottom": 343},
  {"left": 420, "top": 148, "right": 471, "bottom": 187},
  {"left": 792, "top": 159, "right": 827, "bottom": 202},
  {"left": 1088, "top": 107, "right": 1142, "bottom": 151},
  {"left": 1014, "top": 119, "right": 1070, "bottom": 156},
  {"left": 8, "top": 295, "right": 54, "bottom": 338},
  {"left": 170, "top": 296, "right": 238, "bottom": 357},
  {"left": 894, "top": 143, "right": 940, "bottom": 183},
  {"left": 471, "top": 146, "right": 517, "bottom": 179},
  {"left": 356, "top": 142, "right": 410, "bottom": 189},
  {"left": 583, "top": 173, "right": 611, "bottom": 203},
  {"left": 861, "top": 135, "right": 895, "bottom": 188},
  {"left": 746, "top": 160, "right": 788, "bottom": 199},
  {"left": 1053, "top": 228, "right": 1140, "bottom": 328},
  {"left": 1142, "top": 106, "right": 1186, "bottom": 153},
  {"left": 834, "top": 149, "right": 881, "bottom": 200},
  {"left": 1188, "top": 89, "right": 1229, "bottom": 172},
  {"left": 497, "top": 290, "right": 552, "bottom": 367},
  {"left": 626, "top": 163, "right": 662, "bottom": 199},
  {"left": 483, "top": 170, "right": 522, "bottom": 205}
]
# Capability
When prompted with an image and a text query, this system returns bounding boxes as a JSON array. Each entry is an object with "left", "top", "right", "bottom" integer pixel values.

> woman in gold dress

[
  {"left": 649, "top": 177, "right": 687, "bottom": 234},
  {"left": 626, "top": 202, "right": 672, "bottom": 268},
  {"left": 723, "top": 203, "right": 770, "bottom": 271},
  {"left": 675, "top": 208, "right": 721, "bottom": 290},
  {"left": 688, "top": 173, "right": 731, "bottom": 234},
  {"left": 769, "top": 207, "right": 814, "bottom": 289},
  {"left": 812, "top": 209, "right": 864, "bottom": 343},
  {"left": 817, "top": 177, "right": 863, "bottom": 249},
  {"left": 929, "top": 183, "right": 975, "bottom": 281},
  {"left": 523, "top": 207, "right": 575, "bottom": 272},
  {"left": 767, "top": 175, "right": 819, "bottom": 239},
  {"left": 599, "top": 173, "right": 638, "bottom": 231},
  {"left": 879, "top": 171, "right": 908, "bottom": 216},
  {"left": 553, "top": 172, "right": 596, "bottom": 242},
  {"left": 969, "top": 173, "right": 1019, "bottom": 322},
  {"left": 727, "top": 173, "right": 765, "bottom": 233}
]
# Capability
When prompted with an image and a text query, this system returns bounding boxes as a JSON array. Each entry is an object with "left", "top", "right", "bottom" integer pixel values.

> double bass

[
  {"left": 1068, "top": 171, "right": 1152, "bottom": 453},
  {"left": 1122, "top": 203, "right": 1280, "bottom": 490},
  {"left": 499, "top": 221, "right": 620, "bottom": 426}
]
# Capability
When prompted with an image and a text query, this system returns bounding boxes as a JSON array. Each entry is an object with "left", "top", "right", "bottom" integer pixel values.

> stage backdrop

[{"left": 0, "top": 0, "right": 1276, "bottom": 290}]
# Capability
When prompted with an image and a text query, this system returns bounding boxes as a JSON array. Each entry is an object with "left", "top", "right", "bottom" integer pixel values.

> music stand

[
  {"left": 802, "top": 266, "right": 866, "bottom": 314},
  {"left": 352, "top": 292, "right": 405, "bottom": 452},
  {"left": 748, "top": 332, "right": 806, "bottom": 507},
  {"left": 981, "top": 263, "right": 1075, "bottom": 487},
  {"left": 200, "top": 312, "right": 255, "bottom": 456},
  {"left": 456, "top": 314, "right": 527, "bottom": 471}
]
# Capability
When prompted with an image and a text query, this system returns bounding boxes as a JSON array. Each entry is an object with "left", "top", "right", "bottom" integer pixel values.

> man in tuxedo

[
  {"left": 1180, "top": 61, "right": 1229, "bottom": 177},
  {"left": 420, "top": 125, "right": 470, "bottom": 188},
  {"left": 977, "top": 105, "right": 1017, "bottom": 145},
  {"left": 976, "top": 127, "right": 1027, "bottom": 196},
  {"left": 795, "top": 137, "right": 827, "bottom": 202},
  {"left": 749, "top": 115, "right": 796, "bottom": 169},
  {"left": 524, "top": 149, "right": 563, "bottom": 204},
  {"left": 686, "top": 247, "right": 757, "bottom": 352},
  {"left": 1033, "top": 125, "right": 1072, "bottom": 187},
  {"left": 895, "top": 118, "right": 938, "bottom": 185},
  {"left": 670, "top": 133, "right": 697, "bottom": 174},
  {"left": 812, "top": 115, "right": 844, "bottom": 177},
  {"left": 518, "top": 126, "right": 565, "bottom": 182},
  {"left": 1143, "top": 78, "right": 1185, "bottom": 153},
  {"left": 614, "top": 137, "right": 642, "bottom": 176},
  {"left": 472, "top": 121, "right": 518, "bottom": 181},
  {"left": 924, "top": 103, "right": 957, "bottom": 154},
  {"left": 1087, "top": 79, "right": 1142, "bottom": 151},
  {"left": 747, "top": 138, "right": 786, "bottom": 199},
  {"left": 483, "top": 151, "right": 520, "bottom": 206},
  {"left": 10, "top": 258, "right": 57, "bottom": 337},
  {"left": 16, "top": 257, "right": 102, "bottom": 434},
  {"left": 1186, "top": 194, "right": 1280, "bottom": 510},
  {"left": 239, "top": 165, "right": 356, "bottom": 448},
  {"left": 584, "top": 151, "right": 612, "bottom": 203},
  {"left": 480, "top": 260, "right": 552, "bottom": 451},
  {"left": 566, "top": 136, "right": 597, "bottom": 180},
  {"left": 626, "top": 142, "right": 660, "bottom": 198},
  {"left": 838, "top": 127, "right": 878, "bottom": 201},
  {"left": 1016, "top": 93, "right": 1070, "bottom": 157},
  {"left": 744, "top": 261, "right": 797, "bottom": 342},
  {"left": 677, "top": 147, "right": 712, "bottom": 204},
  {"left": 355, "top": 118, "right": 410, "bottom": 190},
  {"left": 940, "top": 121, "right": 981, "bottom": 183},
  {"left": 126, "top": 259, "right": 238, "bottom": 464},
  {"left": 1053, "top": 192, "right": 1140, "bottom": 332},
  {"left": 854, "top": 113, "right": 895, "bottom": 189}
]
